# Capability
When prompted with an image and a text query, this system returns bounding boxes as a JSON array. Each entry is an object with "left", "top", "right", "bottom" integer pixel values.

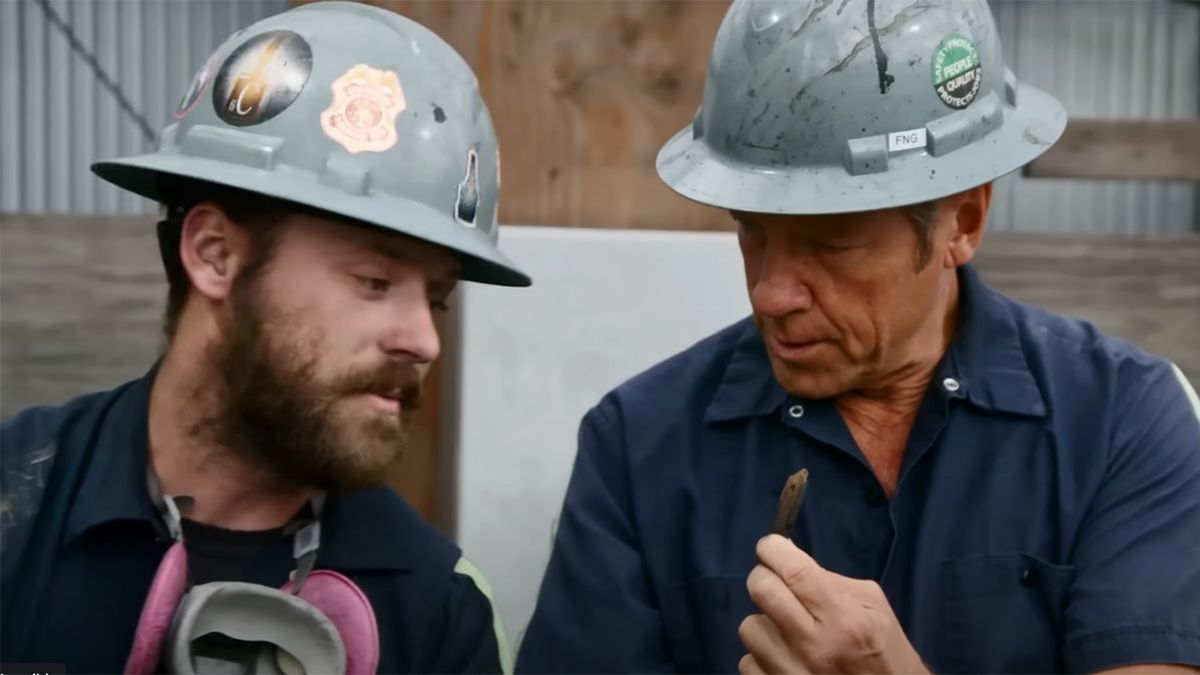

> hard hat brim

[
  {"left": 655, "top": 83, "right": 1067, "bottom": 215},
  {"left": 91, "top": 154, "right": 532, "bottom": 288}
]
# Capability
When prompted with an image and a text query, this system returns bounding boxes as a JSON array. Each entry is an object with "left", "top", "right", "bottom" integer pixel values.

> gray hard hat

[
  {"left": 93, "top": 0, "right": 530, "bottom": 287},
  {"left": 656, "top": 0, "right": 1067, "bottom": 215}
]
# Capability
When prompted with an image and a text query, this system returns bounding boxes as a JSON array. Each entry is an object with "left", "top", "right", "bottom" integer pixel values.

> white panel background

[{"left": 453, "top": 226, "right": 751, "bottom": 651}]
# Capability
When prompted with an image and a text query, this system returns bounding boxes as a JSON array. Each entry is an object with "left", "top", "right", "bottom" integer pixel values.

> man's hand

[{"left": 737, "top": 535, "right": 929, "bottom": 675}]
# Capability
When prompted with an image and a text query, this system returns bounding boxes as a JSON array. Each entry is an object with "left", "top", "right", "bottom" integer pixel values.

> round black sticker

[{"left": 212, "top": 30, "right": 312, "bottom": 127}]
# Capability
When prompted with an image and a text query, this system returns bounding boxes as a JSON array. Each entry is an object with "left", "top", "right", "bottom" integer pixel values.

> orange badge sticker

[{"left": 321, "top": 64, "right": 407, "bottom": 154}]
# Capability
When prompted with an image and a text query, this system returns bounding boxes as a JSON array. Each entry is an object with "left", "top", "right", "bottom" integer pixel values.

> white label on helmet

[{"left": 887, "top": 128, "right": 928, "bottom": 153}]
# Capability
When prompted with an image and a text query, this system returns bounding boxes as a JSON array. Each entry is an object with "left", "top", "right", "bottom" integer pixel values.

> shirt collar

[
  {"left": 63, "top": 367, "right": 417, "bottom": 572},
  {"left": 315, "top": 488, "right": 422, "bottom": 572},
  {"left": 63, "top": 368, "right": 162, "bottom": 542},
  {"left": 705, "top": 319, "right": 789, "bottom": 424},
  {"left": 704, "top": 264, "right": 1046, "bottom": 423},
  {"left": 949, "top": 264, "right": 1046, "bottom": 418}
]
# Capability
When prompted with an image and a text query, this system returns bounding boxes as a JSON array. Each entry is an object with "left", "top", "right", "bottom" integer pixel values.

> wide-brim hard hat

[
  {"left": 657, "top": 0, "right": 1068, "bottom": 215},
  {"left": 93, "top": 0, "right": 530, "bottom": 287}
]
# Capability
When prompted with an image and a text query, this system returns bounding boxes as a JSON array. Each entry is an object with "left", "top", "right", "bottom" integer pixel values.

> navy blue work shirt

[
  {"left": 516, "top": 264, "right": 1200, "bottom": 674},
  {"left": 1, "top": 368, "right": 510, "bottom": 674}
]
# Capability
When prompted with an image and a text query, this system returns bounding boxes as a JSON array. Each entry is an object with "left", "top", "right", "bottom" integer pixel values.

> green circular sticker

[{"left": 932, "top": 34, "right": 982, "bottom": 109}]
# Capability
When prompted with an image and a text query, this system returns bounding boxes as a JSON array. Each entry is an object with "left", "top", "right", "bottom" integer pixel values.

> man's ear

[
  {"left": 942, "top": 182, "right": 992, "bottom": 268},
  {"left": 178, "top": 202, "right": 247, "bottom": 303}
]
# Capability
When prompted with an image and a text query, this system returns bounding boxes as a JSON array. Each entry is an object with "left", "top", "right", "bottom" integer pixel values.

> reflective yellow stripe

[
  {"left": 454, "top": 556, "right": 513, "bottom": 675},
  {"left": 1169, "top": 362, "right": 1200, "bottom": 422}
]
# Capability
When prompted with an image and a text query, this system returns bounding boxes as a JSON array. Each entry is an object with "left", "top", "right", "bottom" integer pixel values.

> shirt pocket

[
  {"left": 659, "top": 574, "right": 755, "bottom": 674},
  {"left": 939, "top": 553, "right": 1075, "bottom": 674}
]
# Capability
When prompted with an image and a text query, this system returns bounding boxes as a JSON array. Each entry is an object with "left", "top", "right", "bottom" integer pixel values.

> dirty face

[
  {"left": 734, "top": 200, "right": 967, "bottom": 400},
  {"left": 205, "top": 213, "right": 459, "bottom": 492}
]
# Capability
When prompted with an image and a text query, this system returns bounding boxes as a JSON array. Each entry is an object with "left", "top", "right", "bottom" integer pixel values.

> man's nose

[
  {"left": 378, "top": 284, "right": 441, "bottom": 363},
  {"left": 750, "top": 244, "right": 815, "bottom": 319}
]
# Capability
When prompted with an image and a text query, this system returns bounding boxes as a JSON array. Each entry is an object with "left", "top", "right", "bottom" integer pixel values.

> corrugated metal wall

[
  {"left": 989, "top": 0, "right": 1198, "bottom": 234},
  {"left": 2, "top": 0, "right": 1197, "bottom": 232},
  {"left": 0, "top": 0, "right": 287, "bottom": 215}
]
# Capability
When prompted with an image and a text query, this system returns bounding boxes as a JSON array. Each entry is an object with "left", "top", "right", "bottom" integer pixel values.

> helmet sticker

[
  {"left": 320, "top": 64, "right": 408, "bottom": 154},
  {"left": 175, "top": 53, "right": 217, "bottom": 120},
  {"left": 455, "top": 148, "right": 480, "bottom": 228},
  {"left": 932, "top": 35, "right": 982, "bottom": 109},
  {"left": 212, "top": 30, "right": 313, "bottom": 127}
]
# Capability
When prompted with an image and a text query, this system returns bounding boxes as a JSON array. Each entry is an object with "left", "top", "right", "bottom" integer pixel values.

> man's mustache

[{"left": 332, "top": 365, "right": 423, "bottom": 410}]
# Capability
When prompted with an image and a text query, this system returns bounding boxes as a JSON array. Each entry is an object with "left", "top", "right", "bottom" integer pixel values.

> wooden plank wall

[{"left": 1025, "top": 120, "right": 1200, "bottom": 182}]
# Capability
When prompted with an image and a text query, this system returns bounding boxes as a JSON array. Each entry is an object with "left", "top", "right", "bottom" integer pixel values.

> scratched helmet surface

[
  {"left": 656, "top": 0, "right": 1067, "bottom": 215},
  {"left": 93, "top": 0, "right": 529, "bottom": 287}
]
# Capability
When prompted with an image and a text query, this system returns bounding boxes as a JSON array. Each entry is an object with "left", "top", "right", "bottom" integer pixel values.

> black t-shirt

[
  {"left": 178, "top": 517, "right": 295, "bottom": 587},
  {"left": 154, "top": 519, "right": 302, "bottom": 672}
]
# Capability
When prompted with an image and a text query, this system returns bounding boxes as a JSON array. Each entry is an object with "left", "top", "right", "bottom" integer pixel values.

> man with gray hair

[{"left": 517, "top": 1, "right": 1200, "bottom": 673}]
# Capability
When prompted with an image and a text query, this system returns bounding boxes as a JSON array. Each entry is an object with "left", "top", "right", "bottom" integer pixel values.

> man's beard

[{"left": 199, "top": 275, "right": 423, "bottom": 493}]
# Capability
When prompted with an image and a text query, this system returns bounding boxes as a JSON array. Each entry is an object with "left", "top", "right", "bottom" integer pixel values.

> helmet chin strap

[
  {"left": 283, "top": 495, "right": 324, "bottom": 594},
  {"left": 145, "top": 466, "right": 325, "bottom": 594},
  {"left": 156, "top": 207, "right": 187, "bottom": 290}
]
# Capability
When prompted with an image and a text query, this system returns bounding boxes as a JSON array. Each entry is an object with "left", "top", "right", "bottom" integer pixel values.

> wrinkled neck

[{"left": 834, "top": 271, "right": 961, "bottom": 495}]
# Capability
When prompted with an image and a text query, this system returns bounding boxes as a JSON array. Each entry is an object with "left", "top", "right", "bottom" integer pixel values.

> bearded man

[{"left": 0, "top": 3, "right": 528, "bottom": 673}]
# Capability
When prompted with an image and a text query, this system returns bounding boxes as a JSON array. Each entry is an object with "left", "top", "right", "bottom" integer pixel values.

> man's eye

[
  {"left": 356, "top": 276, "right": 391, "bottom": 294},
  {"left": 817, "top": 240, "right": 864, "bottom": 253},
  {"left": 430, "top": 299, "right": 450, "bottom": 313}
]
